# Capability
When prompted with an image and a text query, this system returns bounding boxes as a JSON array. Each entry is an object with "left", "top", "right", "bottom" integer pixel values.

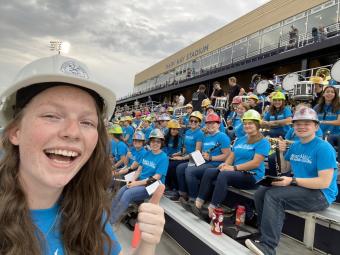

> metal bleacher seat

[
  {"left": 160, "top": 197, "right": 253, "bottom": 255},
  {"left": 227, "top": 186, "right": 340, "bottom": 250}
]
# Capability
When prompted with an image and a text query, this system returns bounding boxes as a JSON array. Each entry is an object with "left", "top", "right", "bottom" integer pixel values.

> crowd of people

[
  {"left": 112, "top": 75, "right": 339, "bottom": 255},
  {"left": 0, "top": 52, "right": 338, "bottom": 255}
]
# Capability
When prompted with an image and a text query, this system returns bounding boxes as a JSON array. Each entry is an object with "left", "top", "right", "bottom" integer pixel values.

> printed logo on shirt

[
  {"left": 234, "top": 144, "right": 254, "bottom": 150},
  {"left": 142, "top": 159, "right": 156, "bottom": 169},
  {"left": 204, "top": 142, "right": 216, "bottom": 147},
  {"left": 185, "top": 135, "right": 194, "bottom": 140},
  {"left": 290, "top": 154, "right": 312, "bottom": 164}
]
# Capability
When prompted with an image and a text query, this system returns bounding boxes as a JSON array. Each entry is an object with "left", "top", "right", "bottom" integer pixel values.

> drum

[
  {"left": 282, "top": 73, "right": 300, "bottom": 91},
  {"left": 214, "top": 97, "right": 228, "bottom": 109},
  {"left": 256, "top": 80, "right": 275, "bottom": 95},
  {"left": 292, "top": 81, "right": 314, "bottom": 101},
  {"left": 331, "top": 60, "right": 340, "bottom": 82}
]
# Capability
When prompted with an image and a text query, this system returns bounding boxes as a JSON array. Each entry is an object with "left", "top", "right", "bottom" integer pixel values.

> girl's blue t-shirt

[
  {"left": 285, "top": 137, "right": 338, "bottom": 204},
  {"left": 233, "top": 118, "right": 246, "bottom": 138},
  {"left": 184, "top": 128, "right": 204, "bottom": 154},
  {"left": 232, "top": 136, "right": 271, "bottom": 181},
  {"left": 123, "top": 125, "right": 134, "bottom": 145},
  {"left": 202, "top": 132, "right": 231, "bottom": 167},
  {"left": 31, "top": 204, "right": 121, "bottom": 255},
  {"left": 139, "top": 150, "right": 169, "bottom": 183},
  {"left": 164, "top": 136, "right": 183, "bottom": 156},
  {"left": 128, "top": 146, "right": 147, "bottom": 166},
  {"left": 314, "top": 104, "right": 340, "bottom": 135},
  {"left": 264, "top": 106, "right": 292, "bottom": 133},
  {"left": 142, "top": 126, "right": 153, "bottom": 141},
  {"left": 111, "top": 139, "right": 128, "bottom": 162}
]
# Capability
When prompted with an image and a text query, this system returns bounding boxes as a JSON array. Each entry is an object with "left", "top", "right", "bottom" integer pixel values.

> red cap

[{"left": 205, "top": 113, "right": 221, "bottom": 123}]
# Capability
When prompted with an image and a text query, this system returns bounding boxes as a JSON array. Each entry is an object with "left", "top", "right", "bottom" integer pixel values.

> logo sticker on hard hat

[{"left": 60, "top": 61, "right": 89, "bottom": 79}]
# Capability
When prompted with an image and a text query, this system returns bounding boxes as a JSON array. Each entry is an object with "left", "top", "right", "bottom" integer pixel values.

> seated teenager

[
  {"left": 110, "top": 129, "right": 169, "bottom": 224},
  {"left": 110, "top": 124, "right": 128, "bottom": 174},
  {"left": 245, "top": 107, "right": 338, "bottom": 255},
  {"left": 180, "top": 113, "right": 231, "bottom": 208},
  {"left": 193, "top": 110, "right": 270, "bottom": 217}
]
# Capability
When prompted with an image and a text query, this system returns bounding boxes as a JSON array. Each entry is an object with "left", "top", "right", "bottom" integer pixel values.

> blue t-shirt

[
  {"left": 128, "top": 146, "right": 147, "bottom": 166},
  {"left": 142, "top": 126, "right": 153, "bottom": 141},
  {"left": 285, "top": 126, "right": 323, "bottom": 141},
  {"left": 202, "top": 132, "right": 231, "bottom": 167},
  {"left": 233, "top": 118, "right": 246, "bottom": 138},
  {"left": 139, "top": 150, "right": 169, "bottom": 183},
  {"left": 133, "top": 119, "right": 142, "bottom": 128},
  {"left": 184, "top": 128, "right": 204, "bottom": 154},
  {"left": 111, "top": 139, "right": 128, "bottom": 162},
  {"left": 31, "top": 204, "right": 121, "bottom": 255},
  {"left": 164, "top": 136, "right": 183, "bottom": 156},
  {"left": 314, "top": 104, "right": 340, "bottom": 135},
  {"left": 183, "top": 114, "right": 190, "bottom": 127},
  {"left": 264, "top": 106, "right": 292, "bottom": 133},
  {"left": 232, "top": 136, "right": 271, "bottom": 181},
  {"left": 123, "top": 125, "right": 134, "bottom": 145},
  {"left": 285, "top": 137, "right": 338, "bottom": 204}
]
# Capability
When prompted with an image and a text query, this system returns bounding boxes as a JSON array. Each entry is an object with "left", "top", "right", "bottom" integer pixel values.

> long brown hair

[
  {"left": 315, "top": 86, "right": 340, "bottom": 114},
  {"left": 269, "top": 100, "right": 286, "bottom": 115},
  {"left": 0, "top": 99, "right": 114, "bottom": 254}
]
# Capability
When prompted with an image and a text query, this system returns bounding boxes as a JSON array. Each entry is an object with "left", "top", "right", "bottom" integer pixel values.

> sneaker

[
  {"left": 245, "top": 239, "right": 265, "bottom": 255},
  {"left": 191, "top": 205, "right": 203, "bottom": 218},
  {"left": 179, "top": 197, "right": 193, "bottom": 212}
]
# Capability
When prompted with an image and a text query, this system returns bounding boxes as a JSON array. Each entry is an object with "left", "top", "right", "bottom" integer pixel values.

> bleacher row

[{"left": 160, "top": 178, "right": 340, "bottom": 255}]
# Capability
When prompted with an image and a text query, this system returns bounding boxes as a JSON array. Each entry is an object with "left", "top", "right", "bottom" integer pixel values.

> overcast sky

[{"left": 0, "top": 0, "right": 269, "bottom": 98}]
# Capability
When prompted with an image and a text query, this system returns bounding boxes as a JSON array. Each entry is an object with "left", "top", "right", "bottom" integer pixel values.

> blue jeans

[
  {"left": 110, "top": 185, "right": 149, "bottom": 224},
  {"left": 197, "top": 168, "right": 257, "bottom": 207},
  {"left": 185, "top": 163, "right": 214, "bottom": 200},
  {"left": 176, "top": 162, "right": 189, "bottom": 195},
  {"left": 166, "top": 159, "right": 187, "bottom": 190},
  {"left": 254, "top": 186, "right": 329, "bottom": 255},
  {"left": 328, "top": 134, "right": 339, "bottom": 161}
]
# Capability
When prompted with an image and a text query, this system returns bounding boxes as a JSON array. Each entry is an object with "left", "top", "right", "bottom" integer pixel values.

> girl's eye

[
  {"left": 81, "top": 121, "right": 97, "bottom": 128},
  {"left": 43, "top": 114, "right": 60, "bottom": 120}
]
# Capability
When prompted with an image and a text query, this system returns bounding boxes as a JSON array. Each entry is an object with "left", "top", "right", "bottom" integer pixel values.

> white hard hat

[
  {"left": 0, "top": 54, "right": 116, "bottom": 126},
  {"left": 292, "top": 107, "right": 319, "bottom": 123}
]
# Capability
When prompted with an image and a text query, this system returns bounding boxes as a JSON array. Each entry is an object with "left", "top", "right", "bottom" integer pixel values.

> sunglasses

[
  {"left": 150, "top": 139, "right": 162, "bottom": 144},
  {"left": 190, "top": 119, "right": 199, "bottom": 123}
]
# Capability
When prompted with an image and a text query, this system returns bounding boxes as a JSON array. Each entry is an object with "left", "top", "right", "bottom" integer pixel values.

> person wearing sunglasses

[{"left": 167, "top": 111, "right": 204, "bottom": 201}]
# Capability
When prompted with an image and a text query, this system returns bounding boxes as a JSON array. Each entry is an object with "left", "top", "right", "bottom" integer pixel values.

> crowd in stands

[{"left": 110, "top": 75, "right": 339, "bottom": 255}]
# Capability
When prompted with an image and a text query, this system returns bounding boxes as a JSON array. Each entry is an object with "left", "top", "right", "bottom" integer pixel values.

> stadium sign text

[{"left": 165, "top": 44, "right": 209, "bottom": 70}]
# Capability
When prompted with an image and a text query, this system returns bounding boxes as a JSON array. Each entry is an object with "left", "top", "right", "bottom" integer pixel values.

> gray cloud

[{"left": 0, "top": 0, "right": 269, "bottom": 97}]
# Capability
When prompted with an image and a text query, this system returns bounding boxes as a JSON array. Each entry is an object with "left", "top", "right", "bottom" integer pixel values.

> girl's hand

[
  {"left": 138, "top": 185, "right": 165, "bottom": 244},
  {"left": 220, "top": 164, "right": 233, "bottom": 171},
  {"left": 271, "top": 176, "right": 292, "bottom": 187}
]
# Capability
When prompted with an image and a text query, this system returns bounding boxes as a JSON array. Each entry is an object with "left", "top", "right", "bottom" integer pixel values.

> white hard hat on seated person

[
  {"left": 292, "top": 107, "right": 319, "bottom": 123},
  {"left": 0, "top": 54, "right": 116, "bottom": 126}
]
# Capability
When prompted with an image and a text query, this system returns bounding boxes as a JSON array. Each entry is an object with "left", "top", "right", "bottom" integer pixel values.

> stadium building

[
  {"left": 117, "top": 0, "right": 340, "bottom": 109},
  {"left": 115, "top": 1, "right": 340, "bottom": 254}
]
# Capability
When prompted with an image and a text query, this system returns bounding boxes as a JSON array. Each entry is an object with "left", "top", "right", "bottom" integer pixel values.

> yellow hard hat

[
  {"left": 185, "top": 103, "right": 193, "bottom": 108},
  {"left": 167, "top": 107, "right": 174, "bottom": 112},
  {"left": 201, "top": 98, "right": 211, "bottom": 107},
  {"left": 242, "top": 109, "right": 262, "bottom": 122},
  {"left": 309, "top": 76, "right": 324, "bottom": 84},
  {"left": 108, "top": 124, "right": 123, "bottom": 134},
  {"left": 124, "top": 116, "right": 133, "bottom": 122},
  {"left": 167, "top": 119, "right": 181, "bottom": 129},
  {"left": 190, "top": 111, "right": 203, "bottom": 121},
  {"left": 272, "top": 91, "right": 285, "bottom": 100},
  {"left": 248, "top": 94, "right": 259, "bottom": 101}
]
